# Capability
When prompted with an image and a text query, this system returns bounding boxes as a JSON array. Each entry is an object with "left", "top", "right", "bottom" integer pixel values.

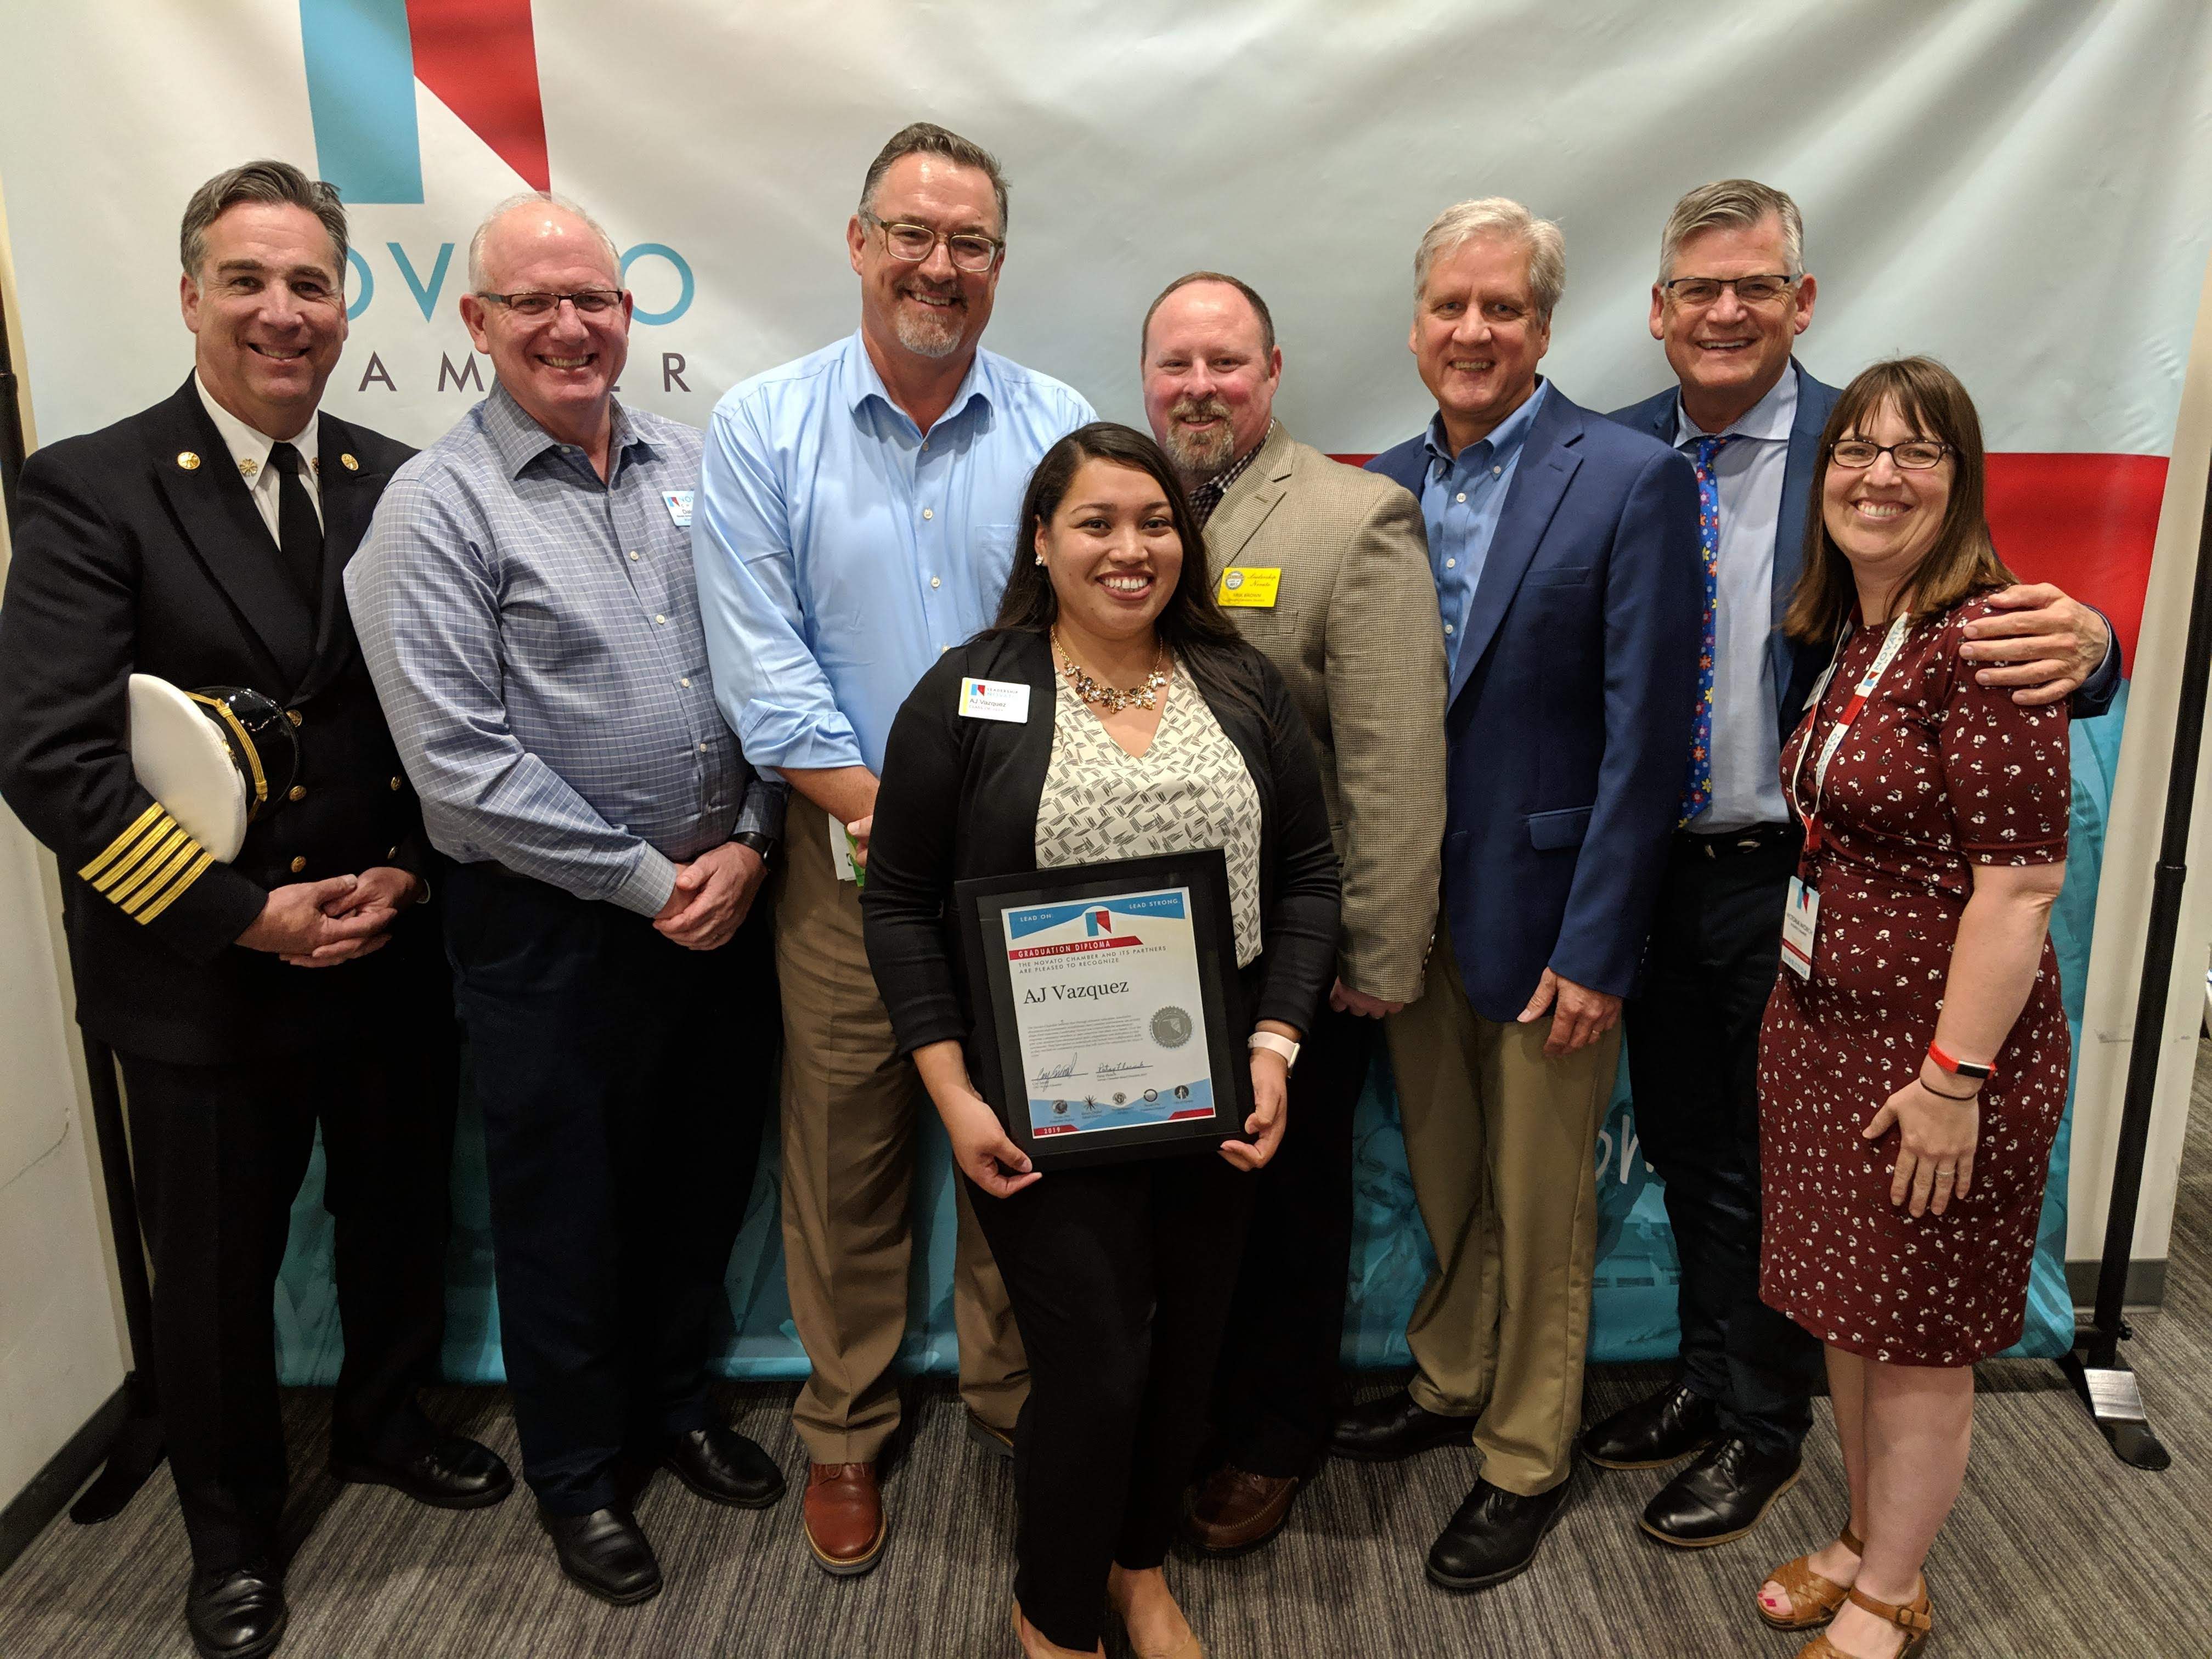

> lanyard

[{"left": 1789, "top": 613, "right": 1912, "bottom": 857}]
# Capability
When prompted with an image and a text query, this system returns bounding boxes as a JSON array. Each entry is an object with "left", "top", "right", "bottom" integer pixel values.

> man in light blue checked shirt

[
  {"left": 692, "top": 122, "right": 1092, "bottom": 1577},
  {"left": 348, "top": 193, "right": 787, "bottom": 1607}
]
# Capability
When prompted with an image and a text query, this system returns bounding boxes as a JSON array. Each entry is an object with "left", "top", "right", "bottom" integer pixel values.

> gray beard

[
  {"left": 1163, "top": 411, "right": 1235, "bottom": 479},
  {"left": 893, "top": 298, "right": 964, "bottom": 359}
]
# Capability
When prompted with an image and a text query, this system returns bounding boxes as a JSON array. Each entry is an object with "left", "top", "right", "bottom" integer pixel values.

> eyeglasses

[
  {"left": 861, "top": 212, "right": 1002, "bottom": 273},
  {"left": 474, "top": 289, "right": 624, "bottom": 319},
  {"left": 1828, "top": 438, "right": 1954, "bottom": 471},
  {"left": 1660, "top": 274, "right": 1797, "bottom": 308}
]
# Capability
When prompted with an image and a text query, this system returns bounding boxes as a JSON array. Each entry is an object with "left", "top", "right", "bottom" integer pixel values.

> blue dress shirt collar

[
  {"left": 1669, "top": 363, "right": 1797, "bottom": 449},
  {"left": 1424, "top": 377, "right": 1550, "bottom": 475},
  {"left": 844, "top": 329, "right": 996, "bottom": 433},
  {"left": 481, "top": 380, "right": 657, "bottom": 481}
]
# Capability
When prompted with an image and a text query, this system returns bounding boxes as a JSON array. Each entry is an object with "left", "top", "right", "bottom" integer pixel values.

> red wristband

[{"left": 1927, "top": 1041, "right": 1992, "bottom": 1081}]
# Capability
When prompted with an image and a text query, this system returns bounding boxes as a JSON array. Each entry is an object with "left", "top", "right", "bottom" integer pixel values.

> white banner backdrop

[
  {"left": 2, "top": 2, "right": 2210, "bottom": 455},
  {"left": 4, "top": 1, "right": 2212, "bottom": 1375}
]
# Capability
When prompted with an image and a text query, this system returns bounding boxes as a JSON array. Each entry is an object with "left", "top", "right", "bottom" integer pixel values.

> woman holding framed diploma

[{"left": 865, "top": 422, "right": 1339, "bottom": 1658}]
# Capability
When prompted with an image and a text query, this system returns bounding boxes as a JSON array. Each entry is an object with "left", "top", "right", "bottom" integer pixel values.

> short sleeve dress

[{"left": 1757, "top": 594, "right": 2072, "bottom": 1366}]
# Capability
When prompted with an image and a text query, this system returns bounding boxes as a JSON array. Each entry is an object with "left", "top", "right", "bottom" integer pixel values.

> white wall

[{"left": 0, "top": 170, "right": 129, "bottom": 1515}]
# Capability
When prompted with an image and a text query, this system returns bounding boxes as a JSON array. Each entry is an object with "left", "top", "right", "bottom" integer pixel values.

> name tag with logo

[
  {"left": 960, "top": 676, "right": 1031, "bottom": 723},
  {"left": 661, "top": 489, "right": 694, "bottom": 528},
  {"left": 1217, "top": 566, "right": 1282, "bottom": 607}
]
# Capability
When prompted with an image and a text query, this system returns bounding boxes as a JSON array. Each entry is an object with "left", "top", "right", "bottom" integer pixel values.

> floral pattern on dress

[{"left": 1757, "top": 595, "right": 2071, "bottom": 1366}]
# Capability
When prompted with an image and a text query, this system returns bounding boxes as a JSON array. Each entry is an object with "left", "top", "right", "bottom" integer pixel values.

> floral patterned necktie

[{"left": 1680, "top": 434, "right": 1730, "bottom": 825}]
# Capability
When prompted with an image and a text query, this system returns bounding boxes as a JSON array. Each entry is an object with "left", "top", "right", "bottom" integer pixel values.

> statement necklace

[{"left": 1053, "top": 630, "right": 1170, "bottom": 713}]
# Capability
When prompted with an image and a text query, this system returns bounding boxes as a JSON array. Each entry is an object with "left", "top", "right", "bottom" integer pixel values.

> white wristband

[{"left": 1248, "top": 1031, "right": 1301, "bottom": 1072}]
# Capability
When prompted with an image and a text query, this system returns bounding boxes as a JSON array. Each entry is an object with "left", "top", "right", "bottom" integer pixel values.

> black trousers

[
  {"left": 119, "top": 977, "right": 458, "bottom": 1570},
  {"left": 444, "top": 864, "right": 773, "bottom": 1515},
  {"left": 1209, "top": 1003, "right": 1370, "bottom": 1477},
  {"left": 970, "top": 1153, "right": 1254, "bottom": 1652},
  {"left": 1622, "top": 825, "right": 1824, "bottom": 1454}
]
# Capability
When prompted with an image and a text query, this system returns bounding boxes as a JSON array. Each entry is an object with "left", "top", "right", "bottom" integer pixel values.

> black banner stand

[
  {"left": 2057, "top": 450, "right": 2212, "bottom": 1472},
  {"left": 0, "top": 285, "right": 168, "bottom": 1519},
  {"left": 68, "top": 1038, "right": 168, "bottom": 1521}
]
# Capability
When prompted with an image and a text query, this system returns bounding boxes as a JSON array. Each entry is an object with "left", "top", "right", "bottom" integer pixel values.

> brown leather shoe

[
  {"left": 803, "top": 1462, "right": 886, "bottom": 1577},
  {"left": 1186, "top": 1464, "right": 1300, "bottom": 1556}
]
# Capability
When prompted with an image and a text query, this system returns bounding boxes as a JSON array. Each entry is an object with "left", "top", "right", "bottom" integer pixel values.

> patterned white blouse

[{"left": 1034, "top": 661, "right": 1265, "bottom": 967}]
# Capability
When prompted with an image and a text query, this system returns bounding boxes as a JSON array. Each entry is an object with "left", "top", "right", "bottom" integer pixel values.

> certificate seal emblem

[
  {"left": 1151, "top": 1006, "right": 1194, "bottom": 1048},
  {"left": 1052, "top": 1099, "right": 1068, "bottom": 1115},
  {"left": 1222, "top": 569, "right": 1245, "bottom": 590}
]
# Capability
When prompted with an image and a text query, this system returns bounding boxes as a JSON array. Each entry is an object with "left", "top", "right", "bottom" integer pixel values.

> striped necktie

[{"left": 1679, "top": 434, "right": 1730, "bottom": 824}]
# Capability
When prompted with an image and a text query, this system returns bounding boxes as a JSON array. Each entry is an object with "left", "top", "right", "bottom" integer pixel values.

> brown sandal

[
  {"left": 1756, "top": 1525, "right": 1864, "bottom": 1631},
  {"left": 1793, "top": 1579, "right": 1933, "bottom": 1659}
]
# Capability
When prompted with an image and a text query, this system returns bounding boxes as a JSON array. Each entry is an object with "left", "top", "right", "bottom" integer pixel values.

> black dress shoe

[
  {"left": 538, "top": 1505, "right": 662, "bottom": 1605},
  {"left": 185, "top": 1559, "right": 287, "bottom": 1659},
  {"left": 1640, "top": 1435, "right": 1802, "bottom": 1548},
  {"left": 331, "top": 1434, "right": 514, "bottom": 1509},
  {"left": 1581, "top": 1381, "right": 1720, "bottom": 1470},
  {"left": 1426, "top": 1479, "right": 1570, "bottom": 1593},
  {"left": 1328, "top": 1389, "right": 1476, "bottom": 1462},
  {"left": 662, "top": 1425, "right": 787, "bottom": 1508}
]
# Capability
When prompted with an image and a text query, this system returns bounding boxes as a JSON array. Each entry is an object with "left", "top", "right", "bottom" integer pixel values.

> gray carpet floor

[{"left": 8, "top": 1066, "right": 2212, "bottom": 1658}]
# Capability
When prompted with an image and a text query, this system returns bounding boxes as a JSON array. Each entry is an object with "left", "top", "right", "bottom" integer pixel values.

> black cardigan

[{"left": 862, "top": 628, "right": 1342, "bottom": 1065}]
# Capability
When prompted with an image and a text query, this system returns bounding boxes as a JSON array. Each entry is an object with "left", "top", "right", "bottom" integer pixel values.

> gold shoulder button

[
  {"left": 176, "top": 451, "right": 201, "bottom": 470},
  {"left": 340, "top": 453, "right": 359, "bottom": 471},
  {"left": 285, "top": 709, "right": 303, "bottom": 727}
]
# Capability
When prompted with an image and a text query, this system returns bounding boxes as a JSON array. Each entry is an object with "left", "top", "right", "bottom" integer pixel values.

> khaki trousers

[
  {"left": 775, "top": 812, "right": 1027, "bottom": 1463},
  {"left": 1385, "top": 925, "right": 1619, "bottom": 1496}
]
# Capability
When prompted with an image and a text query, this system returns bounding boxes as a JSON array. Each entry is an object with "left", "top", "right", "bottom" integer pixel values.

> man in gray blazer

[{"left": 1139, "top": 271, "right": 1447, "bottom": 1554}]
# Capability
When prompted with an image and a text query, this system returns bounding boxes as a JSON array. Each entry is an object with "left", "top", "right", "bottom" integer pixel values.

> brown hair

[
  {"left": 180, "top": 159, "right": 347, "bottom": 283},
  {"left": 1140, "top": 271, "right": 1277, "bottom": 359},
  {"left": 859, "top": 122, "right": 1009, "bottom": 236},
  {"left": 1781, "top": 356, "right": 2017, "bottom": 644}
]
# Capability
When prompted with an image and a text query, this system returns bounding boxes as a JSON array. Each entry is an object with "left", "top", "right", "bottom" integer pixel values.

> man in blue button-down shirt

[
  {"left": 351, "top": 193, "right": 787, "bottom": 1605},
  {"left": 692, "top": 123, "right": 1092, "bottom": 1575}
]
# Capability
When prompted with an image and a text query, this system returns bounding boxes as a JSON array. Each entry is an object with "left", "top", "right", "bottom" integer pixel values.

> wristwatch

[
  {"left": 1248, "top": 1031, "right": 1301, "bottom": 1072},
  {"left": 1926, "top": 1040, "right": 1991, "bottom": 1082},
  {"left": 732, "top": 831, "right": 778, "bottom": 862}
]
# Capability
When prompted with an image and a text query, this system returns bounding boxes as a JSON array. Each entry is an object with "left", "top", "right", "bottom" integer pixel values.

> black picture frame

[{"left": 955, "top": 849, "right": 1252, "bottom": 1171}]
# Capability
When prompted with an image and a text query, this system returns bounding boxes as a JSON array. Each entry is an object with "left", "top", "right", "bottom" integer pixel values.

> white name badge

[
  {"left": 1780, "top": 876, "right": 1819, "bottom": 980},
  {"left": 661, "top": 489, "right": 694, "bottom": 528},
  {"left": 828, "top": 810, "right": 858, "bottom": 882},
  {"left": 959, "top": 676, "right": 1031, "bottom": 723}
]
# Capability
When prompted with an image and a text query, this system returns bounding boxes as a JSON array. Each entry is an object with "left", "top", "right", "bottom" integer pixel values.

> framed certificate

[{"left": 956, "top": 849, "right": 1252, "bottom": 1171}]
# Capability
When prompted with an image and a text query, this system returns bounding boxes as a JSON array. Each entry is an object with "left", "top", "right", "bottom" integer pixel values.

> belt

[{"left": 1673, "top": 821, "right": 1799, "bottom": 860}]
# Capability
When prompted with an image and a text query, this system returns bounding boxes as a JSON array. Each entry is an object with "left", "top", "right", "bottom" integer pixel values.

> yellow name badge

[{"left": 1217, "top": 566, "right": 1282, "bottom": 607}]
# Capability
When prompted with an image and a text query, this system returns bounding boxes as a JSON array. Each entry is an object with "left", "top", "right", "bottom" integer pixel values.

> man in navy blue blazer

[
  {"left": 1325, "top": 198, "right": 1701, "bottom": 1593},
  {"left": 1578, "top": 180, "right": 2121, "bottom": 1555}
]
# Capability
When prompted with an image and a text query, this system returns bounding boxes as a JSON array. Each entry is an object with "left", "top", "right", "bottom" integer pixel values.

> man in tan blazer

[{"left": 1139, "top": 272, "right": 1447, "bottom": 1554}]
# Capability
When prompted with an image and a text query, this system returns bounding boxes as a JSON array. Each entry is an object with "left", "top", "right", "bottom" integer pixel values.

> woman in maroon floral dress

[{"left": 1751, "top": 359, "right": 2070, "bottom": 1659}]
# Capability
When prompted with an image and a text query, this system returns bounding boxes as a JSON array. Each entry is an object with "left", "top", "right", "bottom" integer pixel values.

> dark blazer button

[
  {"left": 288, "top": 785, "right": 307, "bottom": 802},
  {"left": 389, "top": 776, "right": 403, "bottom": 791},
  {"left": 290, "top": 856, "right": 307, "bottom": 874},
  {"left": 286, "top": 709, "right": 304, "bottom": 727}
]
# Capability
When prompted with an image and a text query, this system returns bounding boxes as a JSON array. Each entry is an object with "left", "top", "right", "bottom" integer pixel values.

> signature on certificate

[
  {"left": 1096, "top": 1060, "right": 1152, "bottom": 1079},
  {"left": 1032, "top": 1055, "right": 1080, "bottom": 1085}
]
